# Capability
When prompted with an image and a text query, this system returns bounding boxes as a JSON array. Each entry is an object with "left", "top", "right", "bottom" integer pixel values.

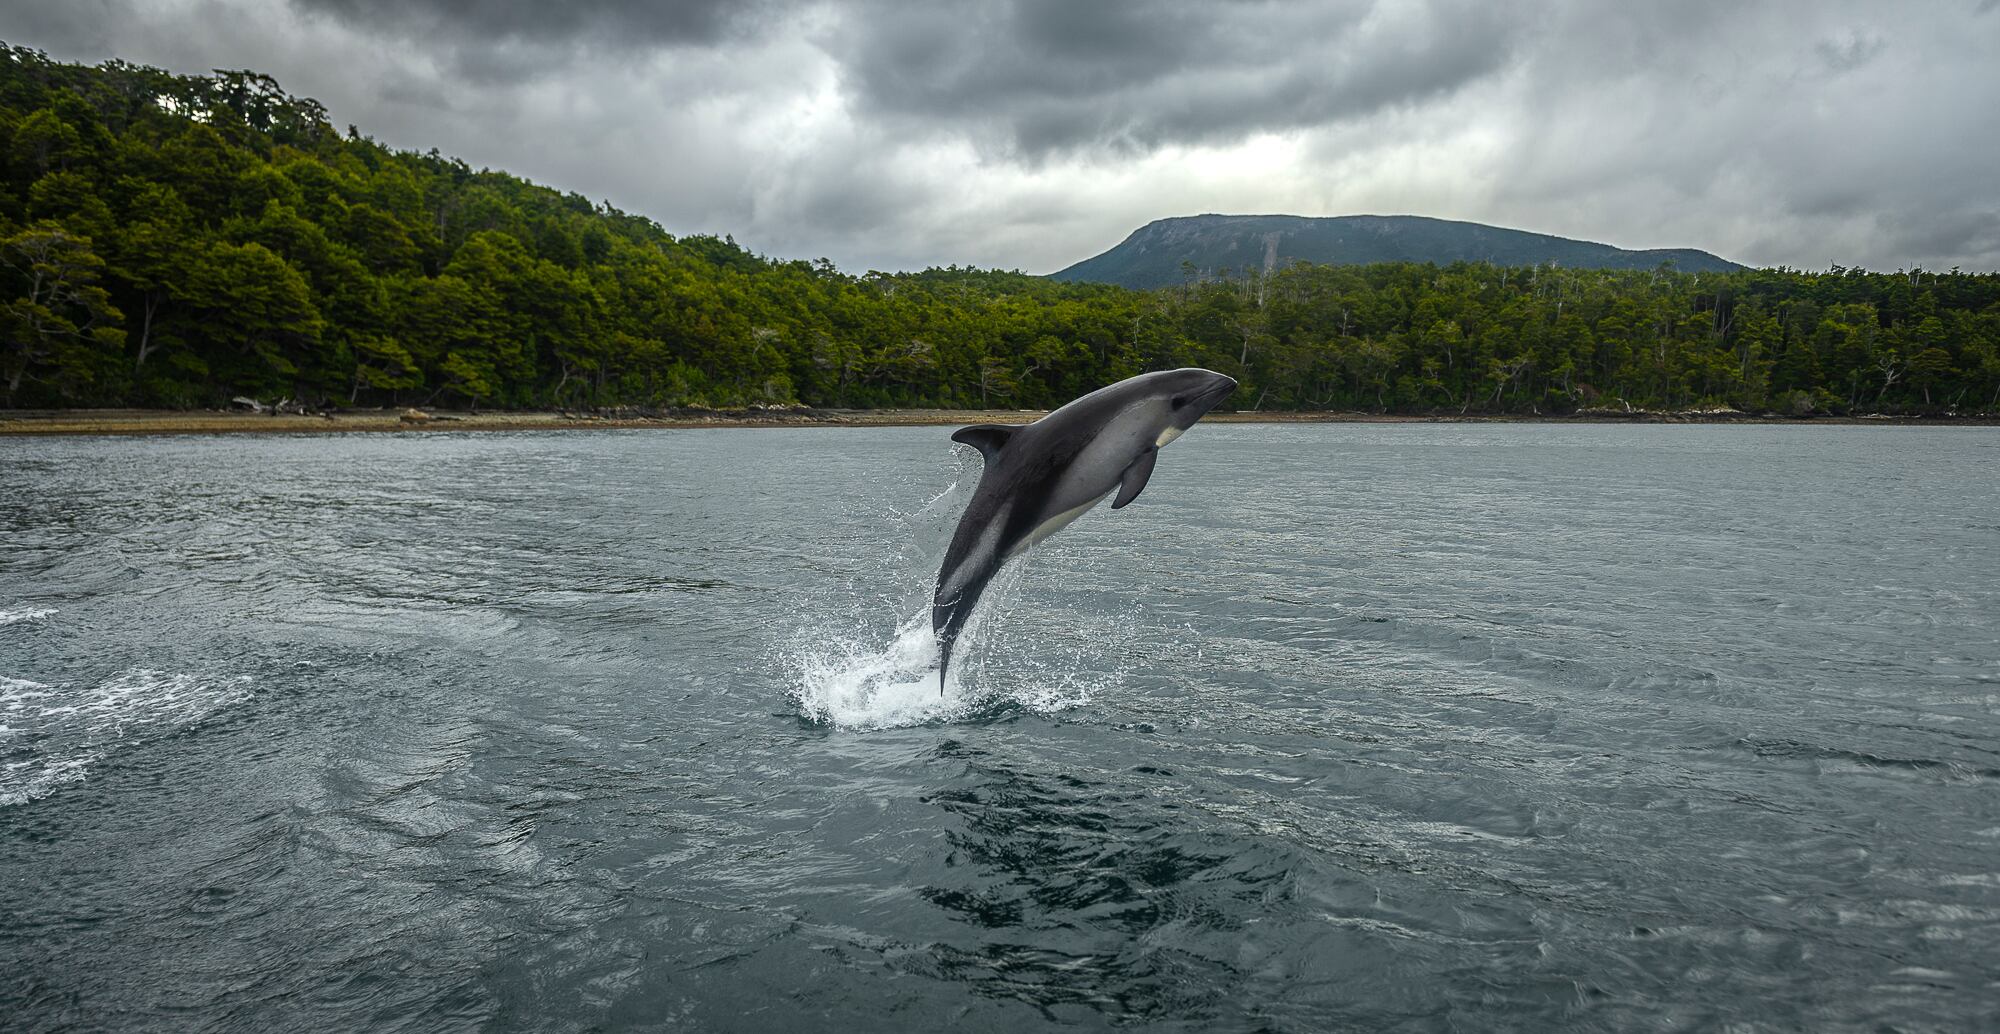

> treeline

[{"left": 4, "top": 45, "right": 1998, "bottom": 414}]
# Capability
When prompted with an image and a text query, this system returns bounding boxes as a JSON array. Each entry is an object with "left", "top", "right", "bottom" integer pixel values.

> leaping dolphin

[{"left": 932, "top": 367, "right": 1238, "bottom": 690}]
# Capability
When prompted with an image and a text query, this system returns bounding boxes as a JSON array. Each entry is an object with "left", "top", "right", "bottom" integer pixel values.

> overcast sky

[{"left": 7, "top": 0, "right": 1999, "bottom": 273}]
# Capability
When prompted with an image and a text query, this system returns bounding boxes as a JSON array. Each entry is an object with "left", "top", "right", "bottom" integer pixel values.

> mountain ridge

[{"left": 1049, "top": 214, "right": 1744, "bottom": 288}]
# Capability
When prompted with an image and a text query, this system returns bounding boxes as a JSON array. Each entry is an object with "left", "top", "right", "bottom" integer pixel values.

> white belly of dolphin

[{"left": 1007, "top": 491, "right": 1111, "bottom": 558}]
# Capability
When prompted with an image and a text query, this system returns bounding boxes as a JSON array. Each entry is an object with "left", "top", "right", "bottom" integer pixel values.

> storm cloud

[
  {"left": 293, "top": 0, "right": 762, "bottom": 47},
  {"left": 3, "top": 0, "right": 1997, "bottom": 273},
  {"left": 822, "top": 1, "right": 1522, "bottom": 158}
]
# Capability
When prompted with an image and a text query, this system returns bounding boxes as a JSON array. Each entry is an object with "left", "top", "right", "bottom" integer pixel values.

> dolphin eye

[{"left": 1170, "top": 396, "right": 1188, "bottom": 411}]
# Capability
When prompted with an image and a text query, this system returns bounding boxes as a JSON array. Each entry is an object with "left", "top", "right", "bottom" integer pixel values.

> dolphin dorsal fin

[{"left": 950, "top": 424, "right": 1016, "bottom": 467}]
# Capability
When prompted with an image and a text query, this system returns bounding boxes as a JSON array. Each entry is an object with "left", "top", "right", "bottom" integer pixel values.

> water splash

[
  {"left": 783, "top": 454, "right": 973, "bottom": 729},
  {"left": 790, "top": 614, "right": 960, "bottom": 729},
  {"left": 784, "top": 535, "right": 1139, "bottom": 729},
  {"left": 786, "top": 600, "right": 1110, "bottom": 730},
  {"left": 0, "top": 669, "right": 253, "bottom": 807},
  {"left": 0, "top": 608, "right": 56, "bottom": 626},
  {"left": 782, "top": 446, "right": 1138, "bottom": 730}
]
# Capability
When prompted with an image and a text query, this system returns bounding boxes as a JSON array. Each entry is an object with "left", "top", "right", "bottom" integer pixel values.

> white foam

[
  {"left": 0, "top": 675, "right": 55, "bottom": 703},
  {"left": 0, "top": 669, "right": 253, "bottom": 807},
  {"left": 786, "top": 577, "right": 1119, "bottom": 731},
  {"left": 790, "top": 615, "right": 966, "bottom": 730},
  {"left": 0, "top": 608, "right": 56, "bottom": 626}
]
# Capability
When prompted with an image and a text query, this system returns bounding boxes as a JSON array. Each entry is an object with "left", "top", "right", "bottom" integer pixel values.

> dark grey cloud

[
  {"left": 0, "top": 0, "right": 127, "bottom": 55},
  {"left": 292, "top": 0, "right": 770, "bottom": 49},
  {"left": 825, "top": 0, "right": 1520, "bottom": 158},
  {"left": 1473, "top": 2, "right": 2000, "bottom": 272},
  {"left": 2, "top": 0, "right": 1998, "bottom": 273},
  {"left": 283, "top": 0, "right": 805, "bottom": 85}
]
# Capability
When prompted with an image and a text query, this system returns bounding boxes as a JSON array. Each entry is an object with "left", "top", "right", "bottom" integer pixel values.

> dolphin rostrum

[{"left": 932, "top": 367, "right": 1238, "bottom": 690}]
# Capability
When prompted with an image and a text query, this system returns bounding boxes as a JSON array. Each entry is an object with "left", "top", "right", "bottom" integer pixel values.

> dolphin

[{"left": 932, "top": 367, "right": 1238, "bottom": 690}]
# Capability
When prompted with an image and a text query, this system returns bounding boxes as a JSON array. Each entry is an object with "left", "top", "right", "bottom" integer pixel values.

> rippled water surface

[{"left": 3, "top": 424, "right": 1998, "bottom": 1031}]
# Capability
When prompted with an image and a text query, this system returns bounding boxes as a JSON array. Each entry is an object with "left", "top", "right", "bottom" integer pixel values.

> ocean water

[{"left": 2, "top": 424, "right": 1997, "bottom": 1031}]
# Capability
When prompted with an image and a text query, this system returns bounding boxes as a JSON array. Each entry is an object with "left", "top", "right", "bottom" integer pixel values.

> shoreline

[{"left": 2, "top": 407, "right": 1996, "bottom": 437}]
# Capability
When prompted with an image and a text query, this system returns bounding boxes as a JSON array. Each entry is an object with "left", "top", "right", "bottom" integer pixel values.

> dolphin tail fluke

[
  {"left": 934, "top": 564, "right": 987, "bottom": 697},
  {"left": 936, "top": 628, "right": 956, "bottom": 696}
]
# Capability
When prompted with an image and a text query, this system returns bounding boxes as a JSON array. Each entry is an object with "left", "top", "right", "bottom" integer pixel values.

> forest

[{"left": 4, "top": 45, "right": 1999, "bottom": 415}]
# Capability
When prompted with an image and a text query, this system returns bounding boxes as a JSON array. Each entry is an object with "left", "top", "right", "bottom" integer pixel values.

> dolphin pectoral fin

[
  {"left": 1111, "top": 447, "right": 1157, "bottom": 509},
  {"left": 950, "top": 424, "right": 1016, "bottom": 466}
]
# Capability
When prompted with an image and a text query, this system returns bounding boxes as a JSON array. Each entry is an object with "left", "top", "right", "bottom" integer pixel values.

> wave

[
  {"left": 0, "top": 668, "right": 253, "bottom": 807},
  {"left": 0, "top": 607, "right": 57, "bottom": 626},
  {"left": 1730, "top": 736, "right": 2000, "bottom": 783}
]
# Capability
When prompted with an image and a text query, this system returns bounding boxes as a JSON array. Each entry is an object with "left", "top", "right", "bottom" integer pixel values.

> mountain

[{"left": 1048, "top": 214, "right": 1744, "bottom": 288}]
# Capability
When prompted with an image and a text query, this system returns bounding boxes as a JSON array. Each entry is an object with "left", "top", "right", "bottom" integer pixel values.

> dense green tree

[
  {"left": 10, "top": 108, "right": 83, "bottom": 178},
  {"left": 1907, "top": 347, "right": 1956, "bottom": 406},
  {"left": 0, "top": 223, "right": 124, "bottom": 400},
  {"left": 2, "top": 45, "right": 1997, "bottom": 414},
  {"left": 181, "top": 240, "right": 323, "bottom": 392}
]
